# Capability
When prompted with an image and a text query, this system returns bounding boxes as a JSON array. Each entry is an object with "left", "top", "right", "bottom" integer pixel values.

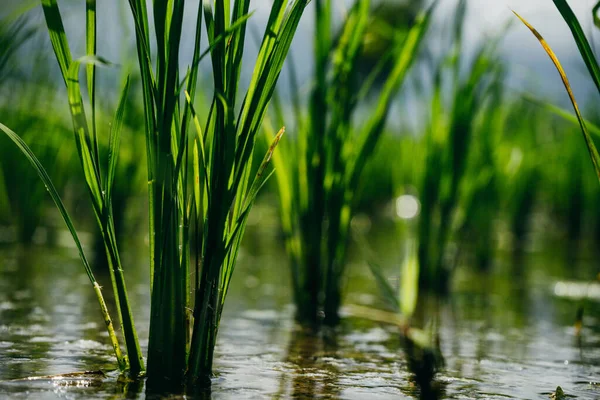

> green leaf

[
  {"left": 41, "top": 0, "right": 72, "bottom": 85},
  {"left": 185, "top": 90, "right": 211, "bottom": 201},
  {"left": 106, "top": 76, "right": 130, "bottom": 208},
  {"left": 551, "top": 0, "right": 600, "bottom": 95},
  {"left": 86, "top": 0, "right": 99, "bottom": 166},
  {"left": 515, "top": 10, "right": 600, "bottom": 183},
  {"left": 66, "top": 57, "right": 103, "bottom": 213}
]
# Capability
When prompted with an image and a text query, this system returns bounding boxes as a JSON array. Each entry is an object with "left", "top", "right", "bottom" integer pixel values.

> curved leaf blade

[{"left": 514, "top": 11, "right": 600, "bottom": 182}]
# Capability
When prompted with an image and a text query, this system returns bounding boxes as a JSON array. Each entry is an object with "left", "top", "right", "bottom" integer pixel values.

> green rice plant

[
  {"left": 266, "top": 0, "right": 434, "bottom": 327},
  {"left": 1, "top": 0, "right": 309, "bottom": 389},
  {"left": 455, "top": 79, "right": 505, "bottom": 270},
  {"left": 497, "top": 105, "right": 540, "bottom": 254},
  {"left": 415, "top": 0, "right": 504, "bottom": 291},
  {"left": 128, "top": 0, "right": 308, "bottom": 386}
]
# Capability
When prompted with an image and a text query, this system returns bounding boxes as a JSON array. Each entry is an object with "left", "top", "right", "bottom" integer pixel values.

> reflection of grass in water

[
  {"left": 275, "top": 328, "right": 341, "bottom": 400},
  {"left": 359, "top": 217, "right": 444, "bottom": 397}
]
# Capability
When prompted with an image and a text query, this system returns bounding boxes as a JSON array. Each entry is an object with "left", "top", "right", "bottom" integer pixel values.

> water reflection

[
  {"left": 2, "top": 228, "right": 600, "bottom": 398},
  {"left": 275, "top": 327, "right": 341, "bottom": 399}
]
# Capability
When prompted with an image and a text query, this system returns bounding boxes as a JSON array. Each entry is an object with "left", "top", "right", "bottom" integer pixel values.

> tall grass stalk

[{"left": 266, "top": 0, "right": 434, "bottom": 326}]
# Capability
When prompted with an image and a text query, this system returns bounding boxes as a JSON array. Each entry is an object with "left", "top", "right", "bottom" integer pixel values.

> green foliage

[
  {"left": 0, "top": 18, "right": 34, "bottom": 82},
  {"left": 268, "top": 0, "right": 434, "bottom": 326},
  {"left": 414, "top": 0, "right": 504, "bottom": 290},
  {"left": 0, "top": 122, "right": 127, "bottom": 371},
  {"left": 1, "top": 0, "right": 309, "bottom": 389},
  {"left": 128, "top": 0, "right": 309, "bottom": 386},
  {"left": 515, "top": 1, "right": 600, "bottom": 183}
]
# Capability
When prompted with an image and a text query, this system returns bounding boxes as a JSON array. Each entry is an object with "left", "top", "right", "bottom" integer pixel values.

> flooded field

[{"left": 0, "top": 218, "right": 598, "bottom": 399}]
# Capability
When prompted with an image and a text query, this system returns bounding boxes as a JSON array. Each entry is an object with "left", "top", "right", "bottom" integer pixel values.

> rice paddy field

[{"left": 1, "top": 0, "right": 600, "bottom": 399}]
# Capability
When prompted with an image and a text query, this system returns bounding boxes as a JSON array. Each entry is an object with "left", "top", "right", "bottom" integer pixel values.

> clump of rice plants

[
  {"left": 1, "top": 0, "right": 309, "bottom": 390},
  {"left": 411, "top": 0, "right": 504, "bottom": 291},
  {"left": 266, "top": 0, "right": 434, "bottom": 327}
]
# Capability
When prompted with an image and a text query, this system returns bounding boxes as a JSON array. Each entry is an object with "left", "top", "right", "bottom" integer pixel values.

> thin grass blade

[
  {"left": 523, "top": 94, "right": 600, "bottom": 139},
  {"left": 66, "top": 58, "right": 103, "bottom": 212},
  {"left": 551, "top": 0, "right": 600, "bottom": 94},
  {"left": 400, "top": 240, "right": 419, "bottom": 317},
  {"left": 514, "top": 11, "right": 600, "bottom": 181},
  {"left": 41, "top": 0, "right": 72, "bottom": 84},
  {"left": 86, "top": 0, "right": 99, "bottom": 165},
  {"left": 106, "top": 76, "right": 130, "bottom": 207}
]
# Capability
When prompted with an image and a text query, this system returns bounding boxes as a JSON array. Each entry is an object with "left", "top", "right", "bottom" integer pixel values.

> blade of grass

[
  {"left": 106, "top": 76, "right": 130, "bottom": 209},
  {"left": 514, "top": 10, "right": 600, "bottom": 181},
  {"left": 86, "top": 0, "right": 100, "bottom": 168},
  {"left": 367, "top": 262, "right": 401, "bottom": 312},
  {"left": 551, "top": 0, "right": 600, "bottom": 94},
  {"left": 40, "top": 0, "right": 72, "bottom": 86}
]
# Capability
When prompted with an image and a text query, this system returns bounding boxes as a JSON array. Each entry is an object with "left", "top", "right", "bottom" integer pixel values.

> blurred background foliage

[{"left": 1, "top": 0, "right": 599, "bottom": 288}]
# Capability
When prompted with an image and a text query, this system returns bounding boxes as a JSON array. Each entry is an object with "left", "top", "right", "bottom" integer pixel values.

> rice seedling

[
  {"left": 413, "top": 0, "right": 504, "bottom": 290},
  {"left": 454, "top": 79, "right": 505, "bottom": 271},
  {"left": 1, "top": 0, "right": 309, "bottom": 390},
  {"left": 266, "top": 0, "right": 434, "bottom": 327}
]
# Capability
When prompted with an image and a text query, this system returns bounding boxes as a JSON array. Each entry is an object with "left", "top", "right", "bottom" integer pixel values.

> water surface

[{"left": 0, "top": 215, "right": 599, "bottom": 399}]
